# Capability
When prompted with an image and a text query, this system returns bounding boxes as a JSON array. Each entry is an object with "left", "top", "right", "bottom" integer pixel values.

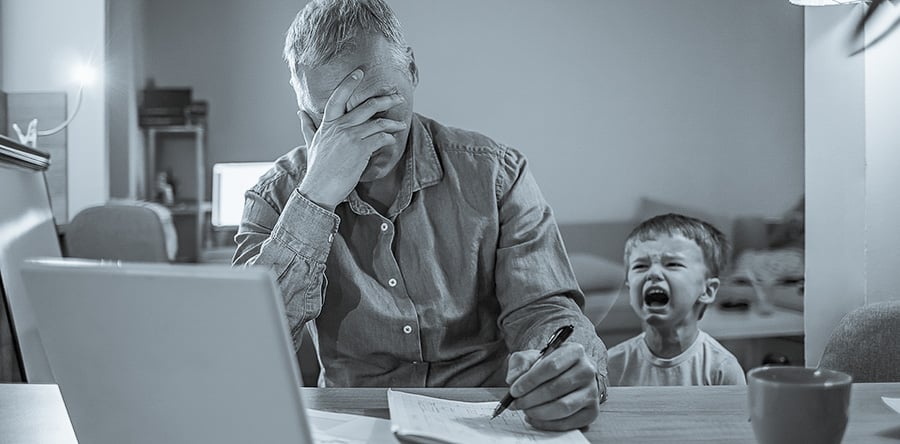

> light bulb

[{"left": 72, "top": 63, "right": 98, "bottom": 86}]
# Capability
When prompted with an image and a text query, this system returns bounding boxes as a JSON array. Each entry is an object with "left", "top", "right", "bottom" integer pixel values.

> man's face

[
  {"left": 292, "top": 35, "right": 416, "bottom": 183},
  {"left": 624, "top": 234, "right": 718, "bottom": 331}
]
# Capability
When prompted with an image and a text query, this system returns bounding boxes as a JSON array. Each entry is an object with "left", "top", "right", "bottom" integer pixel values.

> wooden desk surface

[
  {"left": 0, "top": 384, "right": 78, "bottom": 443},
  {"left": 302, "top": 383, "right": 900, "bottom": 443},
  {"left": 700, "top": 305, "right": 804, "bottom": 340},
  {"left": 4, "top": 382, "right": 896, "bottom": 443}
]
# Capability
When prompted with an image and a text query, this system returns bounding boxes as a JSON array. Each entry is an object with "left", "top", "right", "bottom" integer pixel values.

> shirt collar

[{"left": 404, "top": 113, "right": 443, "bottom": 193}]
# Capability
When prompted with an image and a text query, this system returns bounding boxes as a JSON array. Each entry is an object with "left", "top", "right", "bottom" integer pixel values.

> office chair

[
  {"left": 819, "top": 300, "right": 900, "bottom": 382},
  {"left": 64, "top": 200, "right": 177, "bottom": 262}
]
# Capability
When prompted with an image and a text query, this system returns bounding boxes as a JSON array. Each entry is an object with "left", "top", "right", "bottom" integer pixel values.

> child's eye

[
  {"left": 631, "top": 264, "right": 648, "bottom": 271},
  {"left": 666, "top": 262, "right": 685, "bottom": 268}
]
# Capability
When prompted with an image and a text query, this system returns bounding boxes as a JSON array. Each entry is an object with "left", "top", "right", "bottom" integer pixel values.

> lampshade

[{"left": 789, "top": 0, "right": 865, "bottom": 5}]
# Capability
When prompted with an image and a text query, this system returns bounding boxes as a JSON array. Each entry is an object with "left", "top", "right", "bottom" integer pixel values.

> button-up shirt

[{"left": 234, "top": 113, "right": 607, "bottom": 387}]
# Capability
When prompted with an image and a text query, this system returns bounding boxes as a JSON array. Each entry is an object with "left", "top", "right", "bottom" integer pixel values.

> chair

[
  {"left": 819, "top": 301, "right": 900, "bottom": 382},
  {"left": 64, "top": 200, "right": 177, "bottom": 262}
]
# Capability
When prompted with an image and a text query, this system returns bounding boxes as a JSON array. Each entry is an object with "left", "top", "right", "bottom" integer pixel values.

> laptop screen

[
  {"left": 0, "top": 135, "right": 60, "bottom": 383},
  {"left": 22, "top": 258, "right": 313, "bottom": 444}
]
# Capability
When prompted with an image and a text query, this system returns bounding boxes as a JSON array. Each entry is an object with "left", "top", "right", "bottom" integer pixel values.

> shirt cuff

[
  {"left": 271, "top": 190, "right": 340, "bottom": 263},
  {"left": 597, "top": 372, "right": 609, "bottom": 404}
]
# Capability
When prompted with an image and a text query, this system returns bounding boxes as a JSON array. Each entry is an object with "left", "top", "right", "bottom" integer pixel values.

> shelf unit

[{"left": 141, "top": 124, "right": 209, "bottom": 261}]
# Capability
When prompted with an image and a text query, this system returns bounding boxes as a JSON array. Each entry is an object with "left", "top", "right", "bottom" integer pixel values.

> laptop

[{"left": 20, "top": 258, "right": 314, "bottom": 444}]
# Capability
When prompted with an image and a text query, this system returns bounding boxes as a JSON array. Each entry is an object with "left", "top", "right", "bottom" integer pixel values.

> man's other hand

[{"left": 506, "top": 342, "right": 602, "bottom": 431}]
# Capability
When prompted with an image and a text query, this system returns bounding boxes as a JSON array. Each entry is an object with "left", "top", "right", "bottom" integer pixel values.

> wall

[
  {"left": 0, "top": 4, "right": 5, "bottom": 134},
  {"left": 140, "top": 0, "right": 300, "bottom": 202},
  {"left": 804, "top": 4, "right": 900, "bottom": 365},
  {"left": 0, "top": 3, "right": 4, "bottom": 90},
  {"left": 863, "top": 6, "right": 900, "bottom": 305},
  {"left": 803, "top": 5, "right": 867, "bottom": 366},
  {"left": 107, "top": 0, "right": 146, "bottom": 199},
  {"left": 0, "top": 0, "right": 107, "bottom": 221},
  {"left": 137, "top": 0, "right": 804, "bottom": 223}
]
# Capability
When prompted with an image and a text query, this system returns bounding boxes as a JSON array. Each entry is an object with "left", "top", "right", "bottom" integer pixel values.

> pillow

[{"left": 568, "top": 252, "right": 625, "bottom": 292}]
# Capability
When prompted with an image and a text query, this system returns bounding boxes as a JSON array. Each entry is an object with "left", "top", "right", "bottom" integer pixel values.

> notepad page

[
  {"left": 307, "top": 409, "right": 399, "bottom": 444},
  {"left": 386, "top": 390, "right": 588, "bottom": 444},
  {"left": 883, "top": 397, "right": 900, "bottom": 415}
]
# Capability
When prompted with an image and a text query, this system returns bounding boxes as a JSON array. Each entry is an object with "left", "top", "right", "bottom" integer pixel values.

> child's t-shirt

[{"left": 607, "top": 330, "right": 746, "bottom": 386}]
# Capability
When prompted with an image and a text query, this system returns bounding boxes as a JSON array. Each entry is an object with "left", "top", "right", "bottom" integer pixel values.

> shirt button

[
  {"left": 380, "top": 223, "right": 389, "bottom": 232},
  {"left": 403, "top": 325, "right": 413, "bottom": 334},
  {"left": 388, "top": 278, "right": 397, "bottom": 287}
]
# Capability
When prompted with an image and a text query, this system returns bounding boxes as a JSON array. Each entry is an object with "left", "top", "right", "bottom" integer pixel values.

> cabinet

[{"left": 141, "top": 124, "right": 209, "bottom": 261}]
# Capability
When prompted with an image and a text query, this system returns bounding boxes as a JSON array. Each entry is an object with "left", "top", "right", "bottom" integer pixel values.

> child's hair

[{"left": 623, "top": 213, "right": 731, "bottom": 278}]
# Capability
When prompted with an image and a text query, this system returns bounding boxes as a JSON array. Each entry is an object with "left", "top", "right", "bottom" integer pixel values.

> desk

[
  {"left": 4, "top": 383, "right": 898, "bottom": 443},
  {"left": 0, "top": 384, "right": 78, "bottom": 443},
  {"left": 303, "top": 383, "right": 900, "bottom": 443}
]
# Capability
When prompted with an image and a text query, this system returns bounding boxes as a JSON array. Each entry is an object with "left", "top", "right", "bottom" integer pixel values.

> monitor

[{"left": 211, "top": 162, "right": 271, "bottom": 228}]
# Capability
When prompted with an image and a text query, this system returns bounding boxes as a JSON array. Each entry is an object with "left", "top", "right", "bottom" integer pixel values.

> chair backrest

[
  {"left": 819, "top": 300, "right": 900, "bottom": 383},
  {"left": 64, "top": 202, "right": 174, "bottom": 262}
]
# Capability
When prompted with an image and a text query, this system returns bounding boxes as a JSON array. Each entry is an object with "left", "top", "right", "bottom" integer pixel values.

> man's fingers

[
  {"left": 512, "top": 359, "right": 596, "bottom": 411},
  {"left": 354, "top": 118, "right": 407, "bottom": 141},
  {"left": 526, "top": 403, "right": 599, "bottom": 432},
  {"left": 525, "top": 384, "right": 597, "bottom": 421},
  {"left": 509, "top": 343, "right": 583, "bottom": 397},
  {"left": 322, "top": 68, "right": 364, "bottom": 122},
  {"left": 298, "top": 110, "right": 316, "bottom": 146},
  {"left": 341, "top": 94, "right": 405, "bottom": 126},
  {"left": 506, "top": 350, "right": 540, "bottom": 385},
  {"left": 359, "top": 131, "right": 397, "bottom": 155}
]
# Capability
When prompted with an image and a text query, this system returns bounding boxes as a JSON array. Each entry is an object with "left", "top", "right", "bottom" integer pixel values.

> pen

[{"left": 491, "top": 324, "right": 575, "bottom": 419}]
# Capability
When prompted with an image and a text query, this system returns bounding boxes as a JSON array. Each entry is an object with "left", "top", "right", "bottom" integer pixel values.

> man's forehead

[
  {"left": 300, "top": 69, "right": 383, "bottom": 112},
  {"left": 295, "top": 71, "right": 329, "bottom": 113},
  {"left": 296, "top": 49, "right": 400, "bottom": 113}
]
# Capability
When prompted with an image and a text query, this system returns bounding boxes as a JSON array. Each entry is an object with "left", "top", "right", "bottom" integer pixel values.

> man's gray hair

[{"left": 284, "top": 0, "right": 411, "bottom": 77}]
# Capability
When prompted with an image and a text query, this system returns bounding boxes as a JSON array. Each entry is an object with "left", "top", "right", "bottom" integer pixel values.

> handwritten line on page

[
  {"left": 883, "top": 397, "right": 900, "bottom": 415},
  {"left": 387, "top": 389, "right": 589, "bottom": 444}
]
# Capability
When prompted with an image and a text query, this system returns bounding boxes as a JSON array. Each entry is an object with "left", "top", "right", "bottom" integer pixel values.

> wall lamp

[{"left": 11, "top": 63, "right": 98, "bottom": 148}]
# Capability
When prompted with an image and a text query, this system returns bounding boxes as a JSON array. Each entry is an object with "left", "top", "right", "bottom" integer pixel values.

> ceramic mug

[{"left": 748, "top": 366, "right": 852, "bottom": 444}]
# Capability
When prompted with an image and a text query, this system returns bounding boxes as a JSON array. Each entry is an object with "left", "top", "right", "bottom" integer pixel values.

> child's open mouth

[{"left": 644, "top": 288, "right": 669, "bottom": 308}]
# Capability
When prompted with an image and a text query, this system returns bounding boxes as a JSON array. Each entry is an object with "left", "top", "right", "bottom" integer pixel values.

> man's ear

[
  {"left": 407, "top": 47, "right": 419, "bottom": 86},
  {"left": 698, "top": 277, "right": 720, "bottom": 304}
]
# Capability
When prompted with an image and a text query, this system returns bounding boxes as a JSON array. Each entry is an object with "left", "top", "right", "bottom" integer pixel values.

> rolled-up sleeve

[
  {"left": 492, "top": 147, "right": 608, "bottom": 379},
  {"left": 233, "top": 185, "right": 339, "bottom": 348}
]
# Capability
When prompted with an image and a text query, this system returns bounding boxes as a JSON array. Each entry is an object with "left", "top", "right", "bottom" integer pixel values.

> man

[{"left": 234, "top": 0, "right": 607, "bottom": 431}]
